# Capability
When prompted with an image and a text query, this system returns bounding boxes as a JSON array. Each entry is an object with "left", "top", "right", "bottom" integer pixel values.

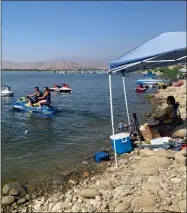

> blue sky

[{"left": 2, "top": 1, "right": 186, "bottom": 62}]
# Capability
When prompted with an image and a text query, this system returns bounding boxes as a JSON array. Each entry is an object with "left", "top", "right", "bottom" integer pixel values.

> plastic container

[
  {"left": 110, "top": 133, "right": 134, "bottom": 155},
  {"left": 150, "top": 137, "right": 171, "bottom": 145}
]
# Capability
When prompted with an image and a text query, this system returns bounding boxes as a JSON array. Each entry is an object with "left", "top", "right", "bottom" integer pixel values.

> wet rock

[
  {"left": 82, "top": 161, "right": 89, "bottom": 165},
  {"left": 107, "top": 167, "right": 120, "bottom": 173},
  {"left": 2, "top": 196, "right": 15, "bottom": 205},
  {"left": 68, "top": 177, "right": 79, "bottom": 185},
  {"left": 3, "top": 181, "right": 27, "bottom": 197},
  {"left": 8, "top": 188, "right": 19, "bottom": 196},
  {"left": 80, "top": 189, "right": 101, "bottom": 199},
  {"left": 31, "top": 194, "right": 37, "bottom": 199},
  {"left": 115, "top": 201, "right": 131, "bottom": 212},
  {"left": 17, "top": 197, "right": 27, "bottom": 205},
  {"left": 97, "top": 179, "right": 114, "bottom": 190},
  {"left": 25, "top": 194, "right": 31, "bottom": 200}
]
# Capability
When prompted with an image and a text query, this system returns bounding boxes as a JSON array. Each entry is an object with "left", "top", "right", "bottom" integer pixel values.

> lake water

[{"left": 2, "top": 71, "right": 152, "bottom": 184}]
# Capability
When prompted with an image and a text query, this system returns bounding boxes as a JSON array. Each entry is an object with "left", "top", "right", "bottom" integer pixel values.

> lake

[{"left": 2, "top": 71, "right": 152, "bottom": 184}]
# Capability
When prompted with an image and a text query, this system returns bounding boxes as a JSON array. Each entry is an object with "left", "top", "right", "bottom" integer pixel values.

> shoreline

[{"left": 1, "top": 82, "right": 186, "bottom": 212}]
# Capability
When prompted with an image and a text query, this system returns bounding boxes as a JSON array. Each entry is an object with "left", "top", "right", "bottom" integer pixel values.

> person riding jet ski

[{"left": 27, "top": 87, "right": 43, "bottom": 107}]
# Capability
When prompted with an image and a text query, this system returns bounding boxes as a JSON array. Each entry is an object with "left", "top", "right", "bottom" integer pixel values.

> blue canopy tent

[{"left": 108, "top": 32, "right": 187, "bottom": 167}]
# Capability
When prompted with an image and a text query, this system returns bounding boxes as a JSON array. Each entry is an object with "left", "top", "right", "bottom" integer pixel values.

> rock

[
  {"left": 31, "top": 194, "right": 37, "bottom": 199},
  {"left": 107, "top": 167, "right": 120, "bottom": 173},
  {"left": 132, "top": 195, "right": 156, "bottom": 208},
  {"left": 147, "top": 176, "right": 163, "bottom": 183},
  {"left": 2, "top": 196, "right": 15, "bottom": 205},
  {"left": 95, "top": 195, "right": 102, "bottom": 202},
  {"left": 164, "top": 204, "right": 180, "bottom": 212},
  {"left": 25, "top": 194, "right": 31, "bottom": 200},
  {"left": 139, "top": 156, "right": 171, "bottom": 168},
  {"left": 142, "top": 183, "right": 162, "bottom": 193},
  {"left": 2, "top": 181, "right": 27, "bottom": 197},
  {"left": 114, "top": 185, "right": 132, "bottom": 197},
  {"left": 17, "top": 197, "right": 27, "bottom": 205},
  {"left": 51, "top": 202, "right": 64, "bottom": 212},
  {"left": 134, "top": 167, "right": 158, "bottom": 175},
  {"left": 139, "top": 149, "right": 155, "bottom": 157},
  {"left": 175, "top": 155, "right": 186, "bottom": 165},
  {"left": 80, "top": 189, "right": 101, "bottom": 199},
  {"left": 97, "top": 179, "right": 114, "bottom": 190},
  {"left": 65, "top": 194, "right": 73, "bottom": 202},
  {"left": 170, "top": 178, "right": 181, "bottom": 183},
  {"left": 178, "top": 199, "right": 186, "bottom": 212},
  {"left": 154, "top": 150, "right": 174, "bottom": 159},
  {"left": 175, "top": 149, "right": 187, "bottom": 157},
  {"left": 68, "top": 177, "right": 79, "bottom": 185},
  {"left": 48, "top": 202, "right": 55, "bottom": 211},
  {"left": 115, "top": 201, "right": 131, "bottom": 212},
  {"left": 82, "top": 161, "right": 89, "bottom": 165},
  {"left": 8, "top": 188, "right": 19, "bottom": 196}
]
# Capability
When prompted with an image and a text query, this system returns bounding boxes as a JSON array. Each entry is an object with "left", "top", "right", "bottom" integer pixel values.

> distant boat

[
  {"left": 1, "top": 84, "right": 14, "bottom": 97},
  {"left": 135, "top": 78, "right": 163, "bottom": 85}
]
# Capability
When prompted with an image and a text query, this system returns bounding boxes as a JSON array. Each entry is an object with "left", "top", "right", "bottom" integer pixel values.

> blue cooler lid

[{"left": 110, "top": 132, "right": 130, "bottom": 140}]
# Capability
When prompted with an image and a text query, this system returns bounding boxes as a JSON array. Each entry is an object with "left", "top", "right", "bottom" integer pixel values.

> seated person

[
  {"left": 154, "top": 96, "right": 183, "bottom": 136},
  {"left": 27, "top": 87, "right": 43, "bottom": 107},
  {"left": 37, "top": 87, "right": 51, "bottom": 109},
  {"left": 137, "top": 84, "right": 144, "bottom": 89}
]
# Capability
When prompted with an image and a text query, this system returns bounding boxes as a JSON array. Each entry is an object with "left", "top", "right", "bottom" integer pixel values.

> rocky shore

[
  {"left": 2, "top": 148, "right": 186, "bottom": 212},
  {"left": 1, "top": 81, "right": 186, "bottom": 212}
]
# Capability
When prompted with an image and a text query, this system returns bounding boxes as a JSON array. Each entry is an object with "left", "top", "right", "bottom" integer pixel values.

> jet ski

[
  {"left": 135, "top": 88, "right": 147, "bottom": 93},
  {"left": 11, "top": 97, "right": 57, "bottom": 115},
  {"left": 1, "top": 84, "right": 14, "bottom": 97},
  {"left": 49, "top": 83, "right": 72, "bottom": 93}
]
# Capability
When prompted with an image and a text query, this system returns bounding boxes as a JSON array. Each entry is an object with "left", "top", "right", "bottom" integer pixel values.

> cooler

[{"left": 110, "top": 132, "right": 134, "bottom": 155}]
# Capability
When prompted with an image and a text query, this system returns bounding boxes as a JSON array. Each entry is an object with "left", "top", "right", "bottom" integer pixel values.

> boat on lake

[
  {"left": 49, "top": 83, "right": 72, "bottom": 93},
  {"left": 1, "top": 84, "right": 14, "bottom": 97}
]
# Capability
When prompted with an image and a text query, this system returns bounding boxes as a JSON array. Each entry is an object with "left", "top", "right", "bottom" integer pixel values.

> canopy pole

[
  {"left": 108, "top": 73, "right": 118, "bottom": 168},
  {"left": 122, "top": 73, "right": 131, "bottom": 127}
]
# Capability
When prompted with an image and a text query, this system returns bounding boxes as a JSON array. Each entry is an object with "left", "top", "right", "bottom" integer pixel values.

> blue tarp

[{"left": 109, "top": 32, "right": 186, "bottom": 72}]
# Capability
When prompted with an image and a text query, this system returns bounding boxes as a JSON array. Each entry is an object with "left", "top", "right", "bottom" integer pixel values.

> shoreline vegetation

[{"left": 1, "top": 79, "right": 186, "bottom": 212}]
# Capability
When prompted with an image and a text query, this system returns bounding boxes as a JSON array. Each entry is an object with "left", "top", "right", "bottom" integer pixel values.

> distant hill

[{"left": 2, "top": 57, "right": 114, "bottom": 70}]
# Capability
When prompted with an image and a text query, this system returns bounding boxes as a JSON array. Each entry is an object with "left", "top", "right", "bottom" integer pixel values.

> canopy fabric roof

[{"left": 109, "top": 32, "right": 187, "bottom": 73}]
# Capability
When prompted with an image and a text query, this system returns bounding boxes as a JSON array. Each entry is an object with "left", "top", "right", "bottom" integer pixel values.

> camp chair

[{"left": 117, "top": 113, "right": 144, "bottom": 142}]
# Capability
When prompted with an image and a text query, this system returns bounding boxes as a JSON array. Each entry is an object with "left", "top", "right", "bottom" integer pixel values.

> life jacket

[
  {"left": 35, "top": 91, "right": 43, "bottom": 101},
  {"left": 94, "top": 151, "right": 110, "bottom": 163}
]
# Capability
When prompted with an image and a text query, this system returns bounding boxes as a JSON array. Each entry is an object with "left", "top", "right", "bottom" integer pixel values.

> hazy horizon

[{"left": 2, "top": 1, "right": 186, "bottom": 62}]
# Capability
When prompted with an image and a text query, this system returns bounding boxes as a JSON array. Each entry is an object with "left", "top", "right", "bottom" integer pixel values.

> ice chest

[{"left": 110, "top": 133, "right": 134, "bottom": 155}]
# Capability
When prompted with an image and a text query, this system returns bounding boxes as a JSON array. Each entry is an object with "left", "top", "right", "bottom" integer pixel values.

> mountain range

[{"left": 2, "top": 57, "right": 115, "bottom": 70}]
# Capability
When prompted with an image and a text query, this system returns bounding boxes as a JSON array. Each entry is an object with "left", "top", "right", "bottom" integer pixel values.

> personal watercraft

[
  {"left": 11, "top": 97, "right": 57, "bottom": 115},
  {"left": 1, "top": 84, "right": 14, "bottom": 97}
]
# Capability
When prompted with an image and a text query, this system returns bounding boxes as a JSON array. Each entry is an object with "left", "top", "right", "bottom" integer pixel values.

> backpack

[{"left": 94, "top": 151, "right": 110, "bottom": 163}]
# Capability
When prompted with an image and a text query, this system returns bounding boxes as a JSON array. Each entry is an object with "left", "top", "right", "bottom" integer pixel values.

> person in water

[
  {"left": 154, "top": 96, "right": 183, "bottom": 136},
  {"left": 37, "top": 87, "right": 51, "bottom": 109},
  {"left": 27, "top": 87, "right": 43, "bottom": 107}
]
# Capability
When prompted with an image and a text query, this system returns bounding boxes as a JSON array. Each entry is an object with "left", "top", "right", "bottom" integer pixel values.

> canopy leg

[
  {"left": 109, "top": 73, "right": 118, "bottom": 168},
  {"left": 122, "top": 74, "right": 131, "bottom": 128}
]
